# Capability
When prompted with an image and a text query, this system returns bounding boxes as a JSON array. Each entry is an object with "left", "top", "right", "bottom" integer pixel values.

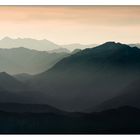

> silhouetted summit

[
  {"left": 101, "top": 41, "right": 125, "bottom": 46},
  {"left": 94, "top": 41, "right": 135, "bottom": 53}
]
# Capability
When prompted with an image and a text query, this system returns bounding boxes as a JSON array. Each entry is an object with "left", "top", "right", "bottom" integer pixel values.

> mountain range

[
  {"left": 0, "top": 41, "right": 140, "bottom": 113},
  {"left": 0, "top": 37, "right": 97, "bottom": 74},
  {"left": 0, "top": 37, "right": 97, "bottom": 52},
  {"left": 0, "top": 37, "right": 60, "bottom": 51}
]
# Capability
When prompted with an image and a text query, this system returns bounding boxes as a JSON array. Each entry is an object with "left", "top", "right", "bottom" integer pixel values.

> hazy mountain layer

[
  {"left": 0, "top": 47, "right": 69, "bottom": 74},
  {"left": 129, "top": 43, "right": 140, "bottom": 48},
  {"left": 0, "top": 37, "right": 60, "bottom": 51},
  {"left": 0, "top": 37, "right": 97, "bottom": 52},
  {"left": 48, "top": 48, "right": 70, "bottom": 53},
  {"left": 61, "top": 43, "right": 97, "bottom": 51}
]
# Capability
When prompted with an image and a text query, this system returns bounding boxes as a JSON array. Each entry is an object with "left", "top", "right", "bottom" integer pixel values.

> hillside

[
  {"left": 0, "top": 72, "right": 26, "bottom": 91},
  {"left": 92, "top": 78, "right": 140, "bottom": 112}
]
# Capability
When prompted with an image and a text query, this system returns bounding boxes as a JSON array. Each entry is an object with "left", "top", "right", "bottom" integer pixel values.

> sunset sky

[{"left": 0, "top": 6, "right": 140, "bottom": 44}]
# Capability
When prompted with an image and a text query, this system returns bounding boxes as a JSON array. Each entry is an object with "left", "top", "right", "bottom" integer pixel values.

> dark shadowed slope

[
  {"left": 71, "top": 49, "right": 82, "bottom": 54},
  {"left": 91, "top": 77, "right": 140, "bottom": 112},
  {"left": 0, "top": 72, "right": 58, "bottom": 105},
  {"left": 14, "top": 73, "right": 33, "bottom": 82},
  {"left": 29, "top": 42, "right": 140, "bottom": 112},
  {"left": 0, "top": 72, "right": 26, "bottom": 91},
  {"left": 0, "top": 72, "right": 54, "bottom": 106},
  {"left": 0, "top": 102, "right": 63, "bottom": 113}
]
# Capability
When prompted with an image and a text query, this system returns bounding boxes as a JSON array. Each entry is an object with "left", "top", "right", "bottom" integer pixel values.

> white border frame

[{"left": 0, "top": 1, "right": 139, "bottom": 139}]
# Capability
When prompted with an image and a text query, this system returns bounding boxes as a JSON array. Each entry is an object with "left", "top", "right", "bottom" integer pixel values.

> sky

[{"left": 0, "top": 6, "right": 140, "bottom": 44}]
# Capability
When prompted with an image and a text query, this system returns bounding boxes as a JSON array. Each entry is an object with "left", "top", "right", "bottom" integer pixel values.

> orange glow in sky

[{"left": 0, "top": 6, "right": 139, "bottom": 44}]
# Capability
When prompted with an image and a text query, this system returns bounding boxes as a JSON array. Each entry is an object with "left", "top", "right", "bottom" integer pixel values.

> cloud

[{"left": 0, "top": 6, "right": 140, "bottom": 26}]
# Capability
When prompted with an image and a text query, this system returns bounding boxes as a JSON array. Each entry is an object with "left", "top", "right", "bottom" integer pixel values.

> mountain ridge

[{"left": 0, "top": 47, "right": 69, "bottom": 74}]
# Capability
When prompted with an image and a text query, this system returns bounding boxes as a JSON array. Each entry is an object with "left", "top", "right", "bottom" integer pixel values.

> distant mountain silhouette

[
  {"left": 0, "top": 37, "right": 98, "bottom": 52},
  {"left": 61, "top": 43, "right": 97, "bottom": 51},
  {"left": 129, "top": 43, "right": 140, "bottom": 48},
  {"left": 0, "top": 37, "right": 59, "bottom": 51},
  {"left": 48, "top": 48, "right": 70, "bottom": 53},
  {"left": 29, "top": 42, "right": 140, "bottom": 112},
  {"left": 0, "top": 47, "right": 69, "bottom": 74}
]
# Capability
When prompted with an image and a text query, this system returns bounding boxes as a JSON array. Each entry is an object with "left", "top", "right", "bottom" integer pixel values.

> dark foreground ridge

[{"left": 0, "top": 105, "right": 140, "bottom": 134}]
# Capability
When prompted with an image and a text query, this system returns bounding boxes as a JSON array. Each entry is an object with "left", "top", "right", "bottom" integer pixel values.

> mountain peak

[
  {"left": 97, "top": 41, "right": 130, "bottom": 50},
  {"left": 103, "top": 41, "right": 116, "bottom": 45},
  {"left": 0, "top": 72, "right": 9, "bottom": 76},
  {"left": 102, "top": 41, "right": 123, "bottom": 46}
]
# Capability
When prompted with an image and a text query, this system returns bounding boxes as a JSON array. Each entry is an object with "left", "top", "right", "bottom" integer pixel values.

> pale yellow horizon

[{"left": 0, "top": 6, "right": 140, "bottom": 45}]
